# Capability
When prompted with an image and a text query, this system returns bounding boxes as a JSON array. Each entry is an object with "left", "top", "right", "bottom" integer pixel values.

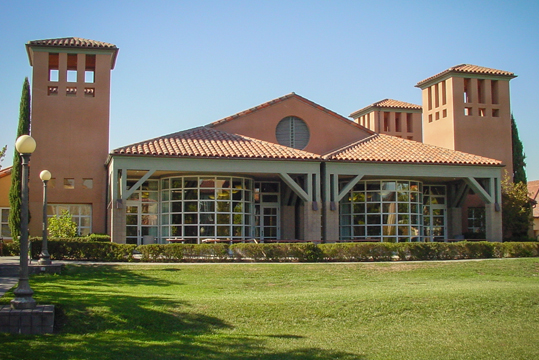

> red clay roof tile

[
  {"left": 416, "top": 64, "right": 516, "bottom": 88},
  {"left": 27, "top": 37, "right": 117, "bottom": 49},
  {"left": 350, "top": 99, "right": 422, "bottom": 118},
  {"left": 112, "top": 126, "right": 321, "bottom": 160},
  {"left": 0, "top": 166, "right": 12, "bottom": 179},
  {"left": 323, "top": 134, "right": 502, "bottom": 166}
]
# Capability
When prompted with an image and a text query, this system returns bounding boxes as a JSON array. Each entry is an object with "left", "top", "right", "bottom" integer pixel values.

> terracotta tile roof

[
  {"left": 528, "top": 180, "right": 539, "bottom": 218},
  {"left": 209, "top": 93, "right": 374, "bottom": 134},
  {"left": 27, "top": 37, "right": 117, "bottom": 49},
  {"left": 350, "top": 99, "right": 422, "bottom": 118},
  {"left": 416, "top": 64, "right": 516, "bottom": 88},
  {"left": 0, "top": 166, "right": 12, "bottom": 179},
  {"left": 112, "top": 126, "right": 321, "bottom": 160},
  {"left": 323, "top": 134, "right": 503, "bottom": 166}
]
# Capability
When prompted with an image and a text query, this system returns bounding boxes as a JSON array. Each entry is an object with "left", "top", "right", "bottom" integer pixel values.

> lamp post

[
  {"left": 11, "top": 135, "right": 37, "bottom": 310},
  {"left": 38, "top": 170, "right": 51, "bottom": 265}
]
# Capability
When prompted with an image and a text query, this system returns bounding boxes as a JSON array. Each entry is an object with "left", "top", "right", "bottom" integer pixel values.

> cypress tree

[
  {"left": 511, "top": 114, "right": 527, "bottom": 184},
  {"left": 8, "top": 78, "right": 31, "bottom": 240},
  {"left": 0, "top": 145, "right": 6, "bottom": 168}
]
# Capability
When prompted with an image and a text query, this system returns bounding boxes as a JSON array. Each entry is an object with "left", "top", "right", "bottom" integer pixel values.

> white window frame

[
  {"left": 47, "top": 204, "right": 92, "bottom": 236},
  {"left": 1, "top": 207, "right": 12, "bottom": 239}
]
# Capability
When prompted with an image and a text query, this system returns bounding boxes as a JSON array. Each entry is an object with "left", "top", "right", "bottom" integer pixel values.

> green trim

[
  {"left": 122, "top": 169, "right": 157, "bottom": 201},
  {"left": 337, "top": 174, "right": 364, "bottom": 202},
  {"left": 464, "top": 177, "right": 493, "bottom": 204},
  {"left": 279, "top": 173, "right": 309, "bottom": 202}
]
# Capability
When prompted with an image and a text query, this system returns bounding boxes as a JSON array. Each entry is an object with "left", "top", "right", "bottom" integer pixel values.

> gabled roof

[
  {"left": 350, "top": 99, "right": 422, "bottom": 118},
  {"left": 26, "top": 37, "right": 119, "bottom": 68},
  {"left": 0, "top": 166, "right": 12, "bottom": 179},
  {"left": 111, "top": 126, "right": 321, "bottom": 161},
  {"left": 416, "top": 64, "right": 516, "bottom": 89},
  {"left": 209, "top": 92, "right": 374, "bottom": 134},
  {"left": 27, "top": 37, "right": 117, "bottom": 49},
  {"left": 528, "top": 180, "right": 539, "bottom": 218},
  {"left": 323, "top": 134, "right": 503, "bottom": 166}
]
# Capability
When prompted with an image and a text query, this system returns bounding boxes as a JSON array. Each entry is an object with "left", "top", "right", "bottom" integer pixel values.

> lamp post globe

[
  {"left": 11, "top": 135, "right": 37, "bottom": 310},
  {"left": 39, "top": 170, "right": 52, "bottom": 265},
  {"left": 15, "top": 134, "right": 36, "bottom": 154},
  {"left": 40, "top": 170, "right": 51, "bottom": 181}
]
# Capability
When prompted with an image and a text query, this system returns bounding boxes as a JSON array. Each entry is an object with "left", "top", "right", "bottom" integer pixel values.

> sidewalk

[
  {"left": 0, "top": 256, "right": 64, "bottom": 299},
  {"left": 0, "top": 256, "right": 21, "bottom": 298}
]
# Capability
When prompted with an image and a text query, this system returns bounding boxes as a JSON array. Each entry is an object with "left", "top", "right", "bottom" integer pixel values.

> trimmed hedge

[
  {"left": 1, "top": 241, "right": 19, "bottom": 256},
  {"left": 137, "top": 244, "right": 230, "bottom": 262},
  {"left": 319, "top": 241, "right": 539, "bottom": 262},
  {"left": 3, "top": 239, "right": 538, "bottom": 263},
  {"left": 29, "top": 238, "right": 136, "bottom": 262},
  {"left": 230, "top": 243, "right": 323, "bottom": 262}
]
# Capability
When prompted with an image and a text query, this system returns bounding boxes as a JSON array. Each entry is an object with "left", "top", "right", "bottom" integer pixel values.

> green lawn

[{"left": 1, "top": 258, "right": 538, "bottom": 360}]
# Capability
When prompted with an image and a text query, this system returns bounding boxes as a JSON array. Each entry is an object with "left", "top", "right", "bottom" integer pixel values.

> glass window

[
  {"left": 1, "top": 208, "right": 11, "bottom": 238},
  {"left": 340, "top": 180, "right": 424, "bottom": 242},
  {"left": 160, "top": 176, "right": 254, "bottom": 243},
  {"left": 422, "top": 185, "right": 447, "bottom": 241},
  {"left": 467, "top": 207, "right": 485, "bottom": 234},
  {"left": 47, "top": 204, "right": 92, "bottom": 236}
]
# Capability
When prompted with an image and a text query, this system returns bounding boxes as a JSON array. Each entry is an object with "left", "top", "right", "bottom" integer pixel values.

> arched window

[{"left": 275, "top": 116, "right": 310, "bottom": 150}]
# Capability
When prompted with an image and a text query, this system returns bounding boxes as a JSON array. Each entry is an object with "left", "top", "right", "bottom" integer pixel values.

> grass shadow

[{"left": 0, "top": 265, "right": 364, "bottom": 360}]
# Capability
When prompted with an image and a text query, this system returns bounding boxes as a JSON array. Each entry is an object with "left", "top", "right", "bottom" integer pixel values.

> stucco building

[
  {"left": 0, "top": 37, "right": 519, "bottom": 244},
  {"left": 528, "top": 180, "right": 539, "bottom": 239}
]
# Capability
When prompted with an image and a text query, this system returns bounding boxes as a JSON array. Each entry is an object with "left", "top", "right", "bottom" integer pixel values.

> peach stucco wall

[
  {"left": 423, "top": 76, "right": 513, "bottom": 175},
  {"left": 27, "top": 49, "right": 114, "bottom": 236},
  {"left": 211, "top": 96, "right": 372, "bottom": 155},
  {"left": 0, "top": 172, "right": 10, "bottom": 208}
]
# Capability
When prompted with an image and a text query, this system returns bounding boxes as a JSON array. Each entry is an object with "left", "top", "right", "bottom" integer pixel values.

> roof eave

[
  {"left": 415, "top": 70, "right": 517, "bottom": 89},
  {"left": 26, "top": 42, "right": 119, "bottom": 69}
]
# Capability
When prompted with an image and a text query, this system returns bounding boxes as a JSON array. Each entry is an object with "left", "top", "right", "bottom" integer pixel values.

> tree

[
  {"left": 48, "top": 210, "right": 78, "bottom": 238},
  {"left": 0, "top": 145, "right": 6, "bottom": 169},
  {"left": 8, "top": 78, "right": 31, "bottom": 240},
  {"left": 511, "top": 115, "right": 527, "bottom": 184},
  {"left": 501, "top": 175, "right": 532, "bottom": 240}
]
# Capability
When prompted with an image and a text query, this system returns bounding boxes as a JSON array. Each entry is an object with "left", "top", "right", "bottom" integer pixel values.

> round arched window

[{"left": 275, "top": 116, "right": 310, "bottom": 150}]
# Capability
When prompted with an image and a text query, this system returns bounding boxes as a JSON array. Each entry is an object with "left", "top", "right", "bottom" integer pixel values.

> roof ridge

[
  {"left": 27, "top": 37, "right": 117, "bottom": 49},
  {"left": 324, "top": 133, "right": 502, "bottom": 166},
  {"left": 111, "top": 126, "right": 322, "bottom": 160},
  {"left": 322, "top": 133, "right": 380, "bottom": 157},
  {"left": 209, "top": 92, "right": 375, "bottom": 135},
  {"left": 350, "top": 99, "right": 422, "bottom": 118},
  {"left": 416, "top": 64, "right": 516, "bottom": 88}
]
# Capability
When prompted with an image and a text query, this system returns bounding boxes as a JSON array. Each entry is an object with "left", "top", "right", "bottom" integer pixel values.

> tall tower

[
  {"left": 349, "top": 99, "right": 423, "bottom": 141},
  {"left": 416, "top": 64, "right": 516, "bottom": 175},
  {"left": 26, "top": 37, "right": 119, "bottom": 236}
]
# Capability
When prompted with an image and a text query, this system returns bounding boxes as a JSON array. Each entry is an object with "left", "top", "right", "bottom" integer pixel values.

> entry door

[
  {"left": 126, "top": 201, "right": 159, "bottom": 245},
  {"left": 126, "top": 203, "right": 140, "bottom": 245},
  {"left": 255, "top": 204, "right": 280, "bottom": 240},
  {"left": 424, "top": 205, "right": 446, "bottom": 242}
]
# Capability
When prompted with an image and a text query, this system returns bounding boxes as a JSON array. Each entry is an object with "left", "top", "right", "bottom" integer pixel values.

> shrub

[
  {"left": 502, "top": 242, "right": 539, "bottom": 258},
  {"left": 319, "top": 243, "right": 396, "bottom": 262},
  {"left": 137, "top": 244, "right": 230, "bottom": 262},
  {"left": 230, "top": 243, "right": 323, "bottom": 262},
  {"left": 29, "top": 238, "right": 136, "bottom": 261},
  {"left": 2, "top": 240, "right": 19, "bottom": 256},
  {"left": 48, "top": 210, "right": 77, "bottom": 237},
  {"left": 9, "top": 239, "right": 539, "bottom": 263},
  {"left": 137, "top": 244, "right": 184, "bottom": 262},
  {"left": 86, "top": 234, "right": 111, "bottom": 242}
]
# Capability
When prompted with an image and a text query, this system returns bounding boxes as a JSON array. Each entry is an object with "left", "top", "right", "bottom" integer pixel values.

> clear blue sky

[{"left": 1, "top": 1, "right": 538, "bottom": 179}]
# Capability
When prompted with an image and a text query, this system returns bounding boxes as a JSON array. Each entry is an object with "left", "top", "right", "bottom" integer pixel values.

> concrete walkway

[
  {"left": 0, "top": 256, "right": 63, "bottom": 298},
  {"left": 0, "top": 256, "right": 21, "bottom": 298}
]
